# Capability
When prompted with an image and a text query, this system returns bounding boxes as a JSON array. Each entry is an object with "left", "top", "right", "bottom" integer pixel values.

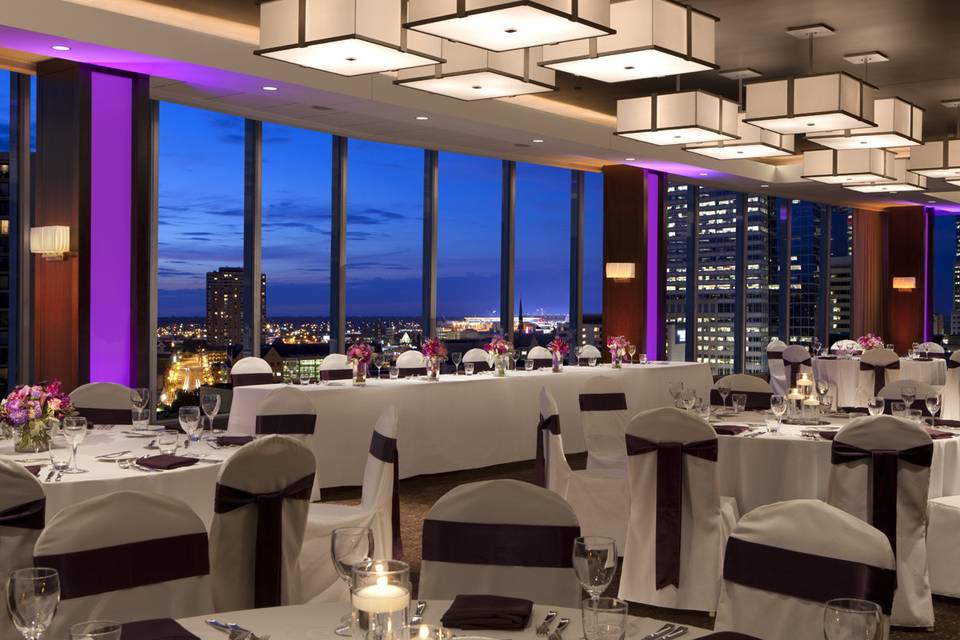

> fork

[
  {"left": 640, "top": 624, "right": 676, "bottom": 640},
  {"left": 548, "top": 617, "right": 570, "bottom": 640},
  {"left": 535, "top": 611, "right": 558, "bottom": 636}
]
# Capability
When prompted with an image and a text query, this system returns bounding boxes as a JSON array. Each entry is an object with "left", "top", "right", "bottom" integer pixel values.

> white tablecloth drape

[
  {"left": 812, "top": 357, "right": 946, "bottom": 408},
  {"left": 228, "top": 362, "right": 713, "bottom": 488}
]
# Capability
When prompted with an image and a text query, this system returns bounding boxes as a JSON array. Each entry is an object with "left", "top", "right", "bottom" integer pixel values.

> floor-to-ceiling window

[
  {"left": 744, "top": 193, "right": 774, "bottom": 374},
  {"left": 583, "top": 171, "right": 603, "bottom": 322},
  {"left": 931, "top": 214, "right": 958, "bottom": 341},
  {"left": 696, "top": 187, "right": 740, "bottom": 375},
  {"left": 789, "top": 200, "right": 826, "bottom": 346},
  {"left": 665, "top": 180, "right": 695, "bottom": 362},
  {"left": 0, "top": 71, "right": 10, "bottom": 388},
  {"left": 829, "top": 206, "right": 854, "bottom": 343}
]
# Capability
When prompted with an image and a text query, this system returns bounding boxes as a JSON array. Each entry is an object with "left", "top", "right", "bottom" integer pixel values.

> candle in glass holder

[{"left": 352, "top": 560, "right": 411, "bottom": 640}]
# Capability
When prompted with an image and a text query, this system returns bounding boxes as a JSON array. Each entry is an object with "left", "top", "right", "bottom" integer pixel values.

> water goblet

[
  {"left": 668, "top": 381, "right": 685, "bottom": 409},
  {"left": 451, "top": 352, "right": 462, "bottom": 375},
  {"left": 694, "top": 397, "right": 711, "bottom": 422},
  {"left": 820, "top": 394, "right": 834, "bottom": 415},
  {"left": 811, "top": 338, "right": 822, "bottom": 357},
  {"left": 7, "top": 567, "right": 60, "bottom": 640},
  {"left": 130, "top": 388, "right": 149, "bottom": 411},
  {"left": 373, "top": 353, "right": 386, "bottom": 379},
  {"left": 48, "top": 434, "right": 72, "bottom": 478},
  {"left": 816, "top": 380, "right": 829, "bottom": 399},
  {"left": 70, "top": 621, "right": 122, "bottom": 640},
  {"left": 200, "top": 392, "right": 221, "bottom": 436},
  {"left": 770, "top": 394, "right": 786, "bottom": 430},
  {"left": 901, "top": 383, "right": 917, "bottom": 409},
  {"left": 926, "top": 394, "right": 942, "bottom": 423},
  {"left": 680, "top": 388, "right": 697, "bottom": 411},
  {"left": 911, "top": 343, "right": 920, "bottom": 359},
  {"left": 157, "top": 430, "right": 179, "bottom": 455},
  {"left": 511, "top": 351, "right": 521, "bottom": 371},
  {"left": 823, "top": 598, "right": 882, "bottom": 640},
  {"left": 588, "top": 358, "right": 598, "bottom": 367},
  {"left": 178, "top": 406, "right": 201, "bottom": 448},
  {"left": 332, "top": 526, "right": 375, "bottom": 636},
  {"left": 575, "top": 347, "right": 584, "bottom": 365},
  {"left": 581, "top": 597, "right": 627, "bottom": 640},
  {"left": 62, "top": 417, "right": 87, "bottom": 474},
  {"left": 572, "top": 536, "right": 617, "bottom": 602},
  {"left": 627, "top": 344, "right": 637, "bottom": 364},
  {"left": 731, "top": 393, "right": 747, "bottom": 414},
  {"left": 867, "top": 397, "right": 885, "bottom": 416},
  {"left": 716, "top": 382, "right": 731, "bottom": 412}
]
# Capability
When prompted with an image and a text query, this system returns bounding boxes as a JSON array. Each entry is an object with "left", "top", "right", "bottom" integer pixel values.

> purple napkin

[
  {"left": 216, "top": 435, "right": 254, "bottom": 447},
  {"left": 713, "top": 424, "right": 750, "bottom": 436},
  {"left": 121, "top": 618, "right": 199, "bottom": 640},
  {"left": 926, "top": 428, "right": 954, "bottom": 440},
  {"left": 24, "top": 465, "right": 41, "bottom": 477},
  {"left": 441, "top": 594, "right": 534, "bottom": 630},
  {"left": 135, "top": 455, "right": 199, "bottom": 470},
  {"left": 818, "top": 430, "right": 839, "bottom": 440},
  {"left": 934, "top": 419, "right": 960, "bottom": 429},
  {"left": 700, "top": 634, "right": 764, "bottom": 640}
]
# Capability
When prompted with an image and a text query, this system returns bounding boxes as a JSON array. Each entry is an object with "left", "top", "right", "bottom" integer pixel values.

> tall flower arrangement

[
  {"left": 422, "top": 338, "right": 448, "bottom": 380},
  {"left": 484, "top": 335, "right": 512, "bottom": 377},
  {"left": 856, "top": 333, "right": 884, "bottom": 351},
  {"left": 1, "top": 380, "right": 73, "bottom": 452},
  {"left": 607, "top": 336, "right": 631, "bottom": 368}
]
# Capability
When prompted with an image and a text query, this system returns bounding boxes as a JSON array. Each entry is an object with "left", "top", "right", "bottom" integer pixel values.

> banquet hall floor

[{"left": 323, "top": 453, "right": 960, "bottom": 639}]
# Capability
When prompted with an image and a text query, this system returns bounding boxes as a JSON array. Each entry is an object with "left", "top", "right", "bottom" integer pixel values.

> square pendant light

[
  {"left": 256, "top": 0, "right": 442, "bottom": 76},
  {"left": 616, "top": 91, "right": 739, "bottom": 145},
  {"left": 908, "top": 139, "right": 960, "bottom": 178},
  {"left": 404, "top": 0, "right": 613, "bottom": 52},
  {"left": 807, "top": 97, "right": 924, "bottom": 149},
  {"left": 745, "top": 71, "right": 877, "bottom": 134},
  {"left": 541, "top": 0, "right": 717, "bottom": 83},
  {"left": 802, "top": 148, "right": 896, "bottom": 184},
  {"left": 396, "top": 41, "right": 555, "bottom": 100},
  {"left": 844, "top": 159, "right": 926, "bottom": 192},
  {"left": 685, "top": 112, "right": 794, "bottom": 159}
]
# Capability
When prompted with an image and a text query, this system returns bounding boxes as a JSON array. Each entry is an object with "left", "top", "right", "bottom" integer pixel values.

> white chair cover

[
  {"left": 927, "top": 495, "right": 960, "bottom": 597},
  {"left": 712, "top": 374, "right": 773, "bottom": 410},
  {"left": 618, "top": 407, "right": 738, "bottom": 612},
  {"left": 579, "top": 344, "right": 602, "bottom": 363},
  {"left": 827, "top": 415, "right": 934, "bottom": 627},
  {"left": 0, "top": 461, "right": 46, "bottom": 640},
  {"left": 231, "top": 356, "right": 275, "bottom": 386},
  {"left": 210, "top": 435, "right": 316, "bottom": 612},
  {"left": 919, "top": 341, "right": 945, "bottom": 354},
  {"left": 768, "top": 345, "right": 812, "bottom": 397},
  {"left": 527, "top": 345, "right": 553, "bottom": 368},
  {"left": 255, "top": 387, "right": 317, "bottom": 436},
  {"left": 69, "top": 382, "right": 133, "bottom": 425},
  {"left": 765, "top": 341, "right": 788, "bottom": 396},
  {"left": 715, "top": 499, "right": 896, "bottom": 640},
  {"left": 941, "top": 351, "right": 960, "bottom": 420},
  {"left": 300, "top": 406, "right": 400, "bottom": 603},
  {"left": 463, "top": 348, "right": 492, "bottom": 372},
  {"left": 830, "top": 339, "right": 861, "bottom": 353},
  {"left": 418, "top": 479, "right": 582, "bottom": 607},
  {"left": 538, "top": 388, "right": 628, "bottom": 553},
  {"left": 397, "top": 350, "right": 426, "bottom": 377},
  {"left": 35, "top": 490, "right": 213, "bottom": 639},
  {"left": 320, "top": 353, "right": 352, "bottom": 381},
  {"left": 579, "top": 376, "right": 629, "bottom": 473},
  {"left": 857, "top": 348, "right": 901, "bottom": 405}
]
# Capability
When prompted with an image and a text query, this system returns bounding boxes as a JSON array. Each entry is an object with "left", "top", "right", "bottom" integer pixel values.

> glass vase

[
  {"left": 427, "top": 358, "right": 439, "bottom": 381},
  {"left": 14, "top": 421, "right": 51, "bottom": 453},
  {"left": 611, "top": 353, "right": 621, "bottom": 369},
  {"left": 494, "top": 355, "right": 507, "bottom": 377},
  {"left": 551, "top": 352, "right": 563, "bottom": 373},
  {"left": 352, "top": 560, "right": 410, "bottom": 640},
  {"left": 353, "top": 361, "right": 368, "bottom": 386}
]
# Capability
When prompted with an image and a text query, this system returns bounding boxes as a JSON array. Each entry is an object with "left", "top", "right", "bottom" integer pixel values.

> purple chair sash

[
  {"left": 34, "top": 532, "right": 209, "bottom": 600},
  {"left": 0, "top": 497, "right": 45, "bottom": 530},
  {"left": 579, "top": 393, "right": 627, "bottom": 412},
  {"left": 625, "top": 434, "right": 718, "bottom": 589},
  {"left": 534, "top": 413, "right": 561, "bottom": 487},
  {"left": 231, "top": 373, "right": 275, "bottom": 387},
  {"left": 398, "top": 367, "right": 427, "bottom": 378},
  {"left": 255, "top": 413, "right": 316, "bottom": 435},
  {"left": 75, "top": 407, "right": 131, "bottom": 426},
  {"left": 369, "top": 431, "right": 403, "bottom": 560},
  {"left": 859, "top": 360, "right": 900, "bottom": 397},
  {"left": 785, "top": 357, "right": 812, "bottom": 388},
  {"left": 831, "top": 439, "right": 933, "bottom": 559},
  {"left": 949, "top": 358, "right": 960, "bottom": 369},
  {"left": 529, "top": 358, "right": 553, "bottom": 370},
  {"left": 321, "top": 369, "right": 353, "bottom": 382},
  {"left": 709, "top": 390, "right": 772, "bottom": 410},
  {"left": 214, "top": 473, "right": 315, "bottom": 608},
  {"left": 723, "top": 536, "right": 896, "bottom": 614},
  {"left": 766, "top": 351, "right": 784, "bottom": 360},
  {"left": 422, "top": 519, "right": 580, "bottom": 568}
]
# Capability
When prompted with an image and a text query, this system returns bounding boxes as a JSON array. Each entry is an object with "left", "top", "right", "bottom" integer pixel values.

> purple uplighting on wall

[
  {"left": 89, "top": 71, "right": 133, "bottom": 385},
  {"left": 645, "top": 171, "right": 660, "bottom": 359},
  {"left": 924, "top": 207, "right": 931, "bottom": 343}
]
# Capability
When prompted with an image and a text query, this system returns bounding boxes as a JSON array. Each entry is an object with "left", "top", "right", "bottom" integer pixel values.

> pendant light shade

[
  {"left": 396, "top": 41, "right": 555, "bottom": 100},
  {"left": 844, "top": 159, "right": 926, "bottom": 192},
  {"left": 807, "top": 97, "right": 924, "bottom": 149},
  {"left": 802, "top": 148, "right": 896, "bottom": 184},
  {"left": 908, "top": 139, "right": 960, "bottom": 178},
  {"left": 685, "top": 112, "right": 794, "bottom": 159},
  {"left": 745, "top": 72, "right": 877, "bottom": 134},
  {"left": 404, "top": 0, "right": 613, "bottom": 52},
  {"left": 256, "top": 0, "right": 442, "bottom": 76},
  {"left": 541, "top": 0, "right": 717, "bottom": 83},
  {"left": 616, "top": 91, "right": 739, "bottom": 145}
]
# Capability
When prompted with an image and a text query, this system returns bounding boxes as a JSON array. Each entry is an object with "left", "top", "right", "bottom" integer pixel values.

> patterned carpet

[{"left": 323, "top": 453, "right": 960, "bottom": 639}]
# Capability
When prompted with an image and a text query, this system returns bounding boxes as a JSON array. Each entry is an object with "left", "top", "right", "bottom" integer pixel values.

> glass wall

[
  {"left": 665, "top": 181, "right": 695, "bottom": 361},
  {"left": 744, "top": 193, "right": 774, "bottom": 373},
  {"left": 695, "top": 188, "right": 740, "bottom": 375},
  {"left": 0, "top": 71, "right": 10, "bottom": 388},
  {"left": 583, "top": 171, "right": 603, "bottom": 318},
  {"left": 829, "top": 207, "right": 854, "bottom": 342},
  {"left": 931, "top": 214, "right": 958, "bottom": 341},
  {"left": 788, "top": 200, "right": 826, "bottom": 346}
]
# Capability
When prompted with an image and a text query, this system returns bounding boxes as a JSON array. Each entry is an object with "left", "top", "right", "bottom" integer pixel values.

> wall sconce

[
  {"left": 892, "top": 276, "right": 916, "bottom": 292},
  {"left": 30, "top": 226, "right": 70, "bottom": 260},
  {"left": 605, "top": 262, "right": 636, "bottom": 282}
]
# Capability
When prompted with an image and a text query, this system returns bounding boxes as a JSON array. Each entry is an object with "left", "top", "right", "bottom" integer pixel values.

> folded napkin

[
  {"left": 135, "top": 455, "right": 199, "bottom": 470},
  {"left": 934, "top": 418, "right": 960, "bottom": 429},
  {"left": 839, "top": 406, "right": 869, "bottom": 415},
  {"left": 713, "top": 424, "right": 751, "bottom": 436},
  {"left": 818, "top": 430, "right": 839, "bottom": 440},
  {"left": 700, "top": 633, "right": 764, "bottom": 640},
  {"left": 440, "top": 594, "right": 534, "bottom": 630},
  {"left": 121, "top": 618, "right": 199, "bottom": 640},
  {"left": 817, "top": 355, "right": 837, "bottom": 360},
  {"left": 216, "top": 435, "right": 254, "bottom": 447},
  {"left": 926, "top": 428, "right": 955, "bottom": 440},
  {"left": 24, "top": 465, "right": 41, "bottom": 477}
]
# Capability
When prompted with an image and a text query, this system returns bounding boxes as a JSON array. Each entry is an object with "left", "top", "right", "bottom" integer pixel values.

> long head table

[{"left": 228, "top": 362, "right": 713, "bottom": 488}]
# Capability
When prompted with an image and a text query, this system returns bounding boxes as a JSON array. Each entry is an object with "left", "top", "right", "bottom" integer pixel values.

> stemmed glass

[
  {"left": 770, "top": 395, "right": 786, "bottom": 432},
  {"left": 451, "top": 352, "right": 463, "bottom": 375},
  {"left": 627, "top": 344, "right": 637, "bottom": 364},
  {"left": 811, "top": 338, "right": 822, "bottom": 357},
  {"left": 510, "top": 350, "right": 521, "bottom": 372},
  {"left": 130, "top": 388, "right": 150, "bottom": 429},
  {"left": 373, "top": 353, "right": 386, "bottom": 379},
  {"left": 680, "top": 388, "right": 698, "bottom": 411},
  {"left": 332, "top": 526, "right": 374, "bottom": 636},
  {"left": 7, "top": 567, "right": 60, "bottom": 640},
  {"left": 178, "top": 406, "right": 201, "bottom": 449},
  {"left": 901, "top": 383, "right": 917, "bottom": 410},
  {"left": 200, "top": 392, "right": 221, "bottom": 436},
  {"left": 816, "top": 380, "right": 829, "bottom": 400},
  {"left": 62, "top": 417, "right": 87, "bottom": 474},
  {"left": 926, "top": 394, "right": 942, "bottom": 425},
  {"left": 716, "top": 381, "right": 731, "bottom": 413},
  {"left": 572, "top": 536, "right": 618, "bottom": 603},
  {"left": 867, "top": 397, "right": 885, "bottom": 416},
  {"left": 668, "top": 381, "right": 685, "bottom": 409},
  {"left": 823, "top": 599, "right": 882, "bottom": 640}
]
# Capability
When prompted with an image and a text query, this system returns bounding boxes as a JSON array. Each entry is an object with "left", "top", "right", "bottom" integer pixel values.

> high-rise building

[
  {"left": 665, "top": 182, "right": 694, "bottom": 361},
  {"left": 205, "top": 267, "right": 267, "bottom": 347},
  {"left": 0, "top": 155, "right": 9, "bottom": 388},
  {"left": 953, "top": 218, "right": 960, "bottom": 332},
  {"left": 744, "top": 193, "right": 773, "bottom": 374},
  {"left": 696, "top": 188, "right": 739, "bottom": 375},
  {"left": 829, "top": 208, "right": 854, "bottom": 341},
  {"left": 788, "top": 200, "right": 826, "bottom": 345}
]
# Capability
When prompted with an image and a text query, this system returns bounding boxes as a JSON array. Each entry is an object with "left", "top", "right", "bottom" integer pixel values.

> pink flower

[
  {"left": 484, "top": 335, "right": 512, "bottom": 356},
  {"left": 423, "top": 338, "right": 448, "bottom": 359},
  {"left": 347, "top": 342, "right": 373, "bottom": 365},
  {"left": 547, "top": 337, "right": 569, "bottom": 356}
]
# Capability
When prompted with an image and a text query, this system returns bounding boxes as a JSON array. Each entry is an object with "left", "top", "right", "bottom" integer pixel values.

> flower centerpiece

[
  {"left": 547, "top": 337, "right": 569, "bottom": 373},
  {"left": 347, "top": 341, "right": 374, "bottom": 386},
  {"left": 422, "top": 338, "right": 448, "bottom": 381},
  {"left": 484, "top": 335, "right": 512, "bottom": 377},
  {"left": 1, "top": 380, "right": 73, "bottom": 453},
  {"left": 607, "top": 336, "right": 630, "bottom": 368},
  {"left": 857, "top": 333, "right": 884, "bottom": 351}
]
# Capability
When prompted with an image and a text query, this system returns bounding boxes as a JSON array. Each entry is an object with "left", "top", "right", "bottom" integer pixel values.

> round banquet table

[
  {"left": 0, "top": 426, "right": 235, "bottom": 525},
  {"left": 812, "top": 356, "right": 947, "bottom": 408},
  {"left": 714, "top": 411, "right": 960, "bottom": 514},
  {"left": 227, "top": 361, "right": 714, "bottom": 488}
]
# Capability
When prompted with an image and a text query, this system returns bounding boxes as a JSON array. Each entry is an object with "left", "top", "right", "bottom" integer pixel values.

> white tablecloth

[
  {"left": 714, "top": 412, "right": 960, "bottom": 513},
  {"left": 228, "top": 362, "right": 713, "bottom": 488},
  {"left": 812, "top": 357, "right": 947, "bottom": 408},
  {"left": 0, "top": 428, "right": 234, "bottom": 524},
  {"left": 177, "top": 599, "right": 711, "bottom": 640}
]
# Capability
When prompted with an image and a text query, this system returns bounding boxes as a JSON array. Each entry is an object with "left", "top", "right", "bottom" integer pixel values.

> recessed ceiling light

[
  {"left": 261, "top": 85, "right": 279, "bottom": 91},
  {"left": 532, "top": 139, "right": 544, "bottom": 143},
  {"left": 625, "top": 157, "right": 636, "bottom": 161},
  {"left": 760, "top": 184, "right": 770, "bottom": 188},
  {"left": 415, "top": 116, "right": 429, "bottom": 121},
  {"left": 51, "top": 44, "right": 71, "bottom": 51}
]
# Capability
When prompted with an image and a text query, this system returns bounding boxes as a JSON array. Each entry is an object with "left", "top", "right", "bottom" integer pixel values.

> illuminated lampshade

[
  {"left": 255, "top": 0, "right": 442, "bottom": 76},
  {"left": 616, "top": 90, "right": 739, "bottom": 145},
  {"left": 908, "top": 139, "right": 960, "bottom": 178},
  {"left": 30, "top": 226, "right": 70, "bottom": 260},
  {"left": 802, "top": 148, "right": 896, "bottom": 185},
  {"left": 685, "top": 112, "right": 794, "bottom": 159},
  {"left": 745, "top": 72, "right": 877, "bottom": 134},
  {"left": 541, "top": 0, "right": 717, "bottom": 83},
  {"left": 807, "top": 97, "right": 924, "bottom": 149},
  {"left": 605, "top": 262, "right": 636, "bottom": 281},
  {"left": 404, "top": 0, "right": 613, "bottom": 52},
  {"left": 844, "top": 158, "right": 926, "bottom": 193},
  {"left": 892, "top": 276, "right": 916, "bottom": 292},
  {"left": 395, "top": 41, "right": 554, "bottom": 100}
]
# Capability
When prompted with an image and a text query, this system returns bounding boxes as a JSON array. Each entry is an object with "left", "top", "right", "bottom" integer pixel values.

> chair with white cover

[
  {"left": 537, "top": 387, "right": 628, "bottom": 552},
  {"left": 767, "top": 345, "right": 811, "bottom": 397},
  {"left": 69, "top": 382, "right": 133, "bottom": 425},
  {"left": 210, "top": 435, "right": 316, "bottom": 612},
  {"left": 765, "top": 340, "right": 788, "bottom": 396},
  {"left": 396, "top": 349, "right": 426, "bottom": 377},
  {"left": 928, "top": 495, "right": 960, "bottom": 597},
  {"left": 827, "top": 415, "right": 934, "bottom": 627},
  {"left": 919, "top": 341, "right": 945, "bottom": 354},
  {"left": 878, "top": 379, "right": 938, "bottom": 415},
  {"left": 419, "top": 479, "right": 581, "bottom": 607},
  {"left": 0, "top": 460, "right": 46, "bottom": 640},
  {"left": 715, "top": 499, "right": 896, "bottom": 640},
  {"left": 320, "top": 353, "right": 352, "bottom": 382},
  {"left": 940, "top": 351, "right": 960, "bottom": 420},
  {"left": 34, "top": 490, "right": 213, "bottom": 639},
  {"left": 231, "top": 356, "right": 275, "bottom": 387},
  {"left": 578, "top": 344, "right": 602, "bottom": 365},
  {"left": 830, "top": 339, "right": 861, "bottom": 354},
  {"left": 255, "top": 387, "right": 317, "bottom": 436},
  {"left": 526, "top": 345, "right": 553, "bottom": 369},
  {"left": 857, "top": 348, "right": 901, "bottom": 406},
  {"left": 579, "top": 376, "right": 629, "bottom": 473},
  {"left": 618, "top": 407, "right": 739, "bottom": 612},
  {"left": 300, "top": 406, "right": 401, "bottom": 602},
  {"left": 712, "top": 374, "right": 773, "bottom": 410},
  {"left": 463, "top": 347, "right": 491, "bottom": 372}
]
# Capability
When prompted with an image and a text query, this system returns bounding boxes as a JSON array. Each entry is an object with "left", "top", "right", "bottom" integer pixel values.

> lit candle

[
  {"left": 803, "top": 398, "right": 820, "bottom": 407},
  {"left": 352, "top": 576, "right": 410, "bottom": 614},
  {"left": 787, "top": 388, "right": 803, "bottom": 400}
]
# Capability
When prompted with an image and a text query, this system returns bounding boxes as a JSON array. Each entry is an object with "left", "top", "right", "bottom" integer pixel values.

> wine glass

[
  {"left": 770, "top": 395, "right": 786, "bottom": 431},
  {"left": 332, "top": 527, "right": 374, "bottom": 636},
  {"left": 716, "top": 381, "right": 731, "bottom": 413},
  {"left": 200, "top": 392, "right": 221, "bottom": 436},
  {"left": 811, "top": 338, "right": 822, "bottom": 357},
  {"left": 7, "top": 567, "right": 60, "bottom": 640},
  {"left": 823, "top": 599, "right": 882, "bottom": 640},
  {"left": 867, "top": 397, "right": 885, "bottom": 416},
  {"left": 926, "top": 394, "right": 942, "bottom": 424},
  {"left": 373, "top": 353, "right": 386, "bottom": 379},
  {"left": 178, "top": 406, "right": 201, "bottom": 449},
  {"left": 130, "top": 388, "right": 149, "bottom": 429},
  {"left": 627, "top": 344, "right": 637, "bottom": 364},
  {"left": 62, "top": 417, "right": 87, "bottom": 474},
  {"left": 901, "top": 383, "right": 917, "bottom": 409},
  {"left": 510, "top": 351, "right": 521, "bottom": 371},
  {"left": 451, "top": 352, "right": 462, "bottom": 375},
  {"left": 680, "top": 388, "right": 697, "bottom": 411},
  {"left": 668, "top": 381, "right": 685, "bottom": 409},
  {"left": 572, "top": 536, "right": 617, "bottom": 602},
  {"left": 694, "top": 396, "right": 711, "bottom": 422},
  {"left": 816, "top": 380, "right": 829, "bottom": 399}
]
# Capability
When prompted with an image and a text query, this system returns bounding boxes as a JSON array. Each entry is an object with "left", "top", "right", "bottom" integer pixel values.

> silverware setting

[
  {"left": 535, "top": 610, "right": 558, "bottom": 635},
  {"left": 547, "top": 617, "right": 569, "bottom": 640},
  {"left": 44, "top": 468, "right": 55, "bottom": 482},
  {"left": 205, "top": 619, "right": 270, "bottom": 640},
  {"left": 95, "top": 450, "right": 130, "bottom": 460},
  {"left": 54, "top": 469, "right": 63, "bottom": 482},
  {"left": 659, "top": 626, "right": 688, "bottom": 639},
  {"left": 640, "top": 623, "right": 688, "bottom": 640}
]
